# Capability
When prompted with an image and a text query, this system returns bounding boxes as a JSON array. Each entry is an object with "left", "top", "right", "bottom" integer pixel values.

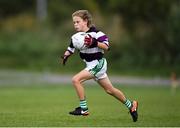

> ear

[{"left": 84, "top": 19, "right": 88, "bottom": 26}]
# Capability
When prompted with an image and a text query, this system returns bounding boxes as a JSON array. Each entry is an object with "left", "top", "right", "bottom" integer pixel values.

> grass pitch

[{"left": 0, "top": 84, "right": 179, "bottom": 127}]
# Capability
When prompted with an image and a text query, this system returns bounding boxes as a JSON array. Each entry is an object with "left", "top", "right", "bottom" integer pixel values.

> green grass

[{"left": 0, "top": 84, "right": 180, "bottom": 127}]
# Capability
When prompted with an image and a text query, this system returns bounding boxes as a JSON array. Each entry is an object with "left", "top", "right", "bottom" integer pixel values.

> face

[{"left": 72, "top": 16, "right": 89, "bottom": 32}]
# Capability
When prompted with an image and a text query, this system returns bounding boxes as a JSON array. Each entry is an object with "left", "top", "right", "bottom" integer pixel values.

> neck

[{"left": 83, "top": 26, "right": 90, "bottom": 32}]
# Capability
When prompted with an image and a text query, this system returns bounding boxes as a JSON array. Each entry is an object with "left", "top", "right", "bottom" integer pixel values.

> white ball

[{"left": 71, "top": 32, "right": 87, "bottom": 50}]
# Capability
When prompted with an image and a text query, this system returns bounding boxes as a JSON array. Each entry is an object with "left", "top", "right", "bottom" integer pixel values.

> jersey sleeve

[
  {"left": 67, "top": 39, "right": 75, "bottom": 54},
  {"left": 96, "top": 31, "right": 109, "bottom": 47}
]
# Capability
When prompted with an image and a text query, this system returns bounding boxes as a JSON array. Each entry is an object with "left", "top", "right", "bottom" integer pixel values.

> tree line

[{"left": 0, "top": 0, "right": 179, "bottom": 74}]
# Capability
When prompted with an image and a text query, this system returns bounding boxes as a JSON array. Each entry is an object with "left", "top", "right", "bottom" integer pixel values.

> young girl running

[{"left": 61, "top": 10, "right": 138, "bottom": 122}]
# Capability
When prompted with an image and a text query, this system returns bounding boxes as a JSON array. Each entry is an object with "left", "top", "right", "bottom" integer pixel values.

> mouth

[
  {"left": 75, "top": 27, "right": 80, "bottom": 31},
  {"left": 74, "top": 26, "right": 79, "bottom": 30}
]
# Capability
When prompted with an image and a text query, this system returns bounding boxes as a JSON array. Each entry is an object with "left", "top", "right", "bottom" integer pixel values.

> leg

[
  {"left": 72, "top": 69, "right": 94, "bottom": 100},
  {"left": 97, "top": 76, "right": 138, "bottom": 122},
  {"left": 97, "top": 76, "right": 126, "bottom": 103},
  {"left": 69, "top": 69, "right": 94, "bottom": 116}
]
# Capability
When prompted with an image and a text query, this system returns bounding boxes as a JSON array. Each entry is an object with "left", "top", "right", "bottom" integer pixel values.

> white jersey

[{"left": 67, "top": 27, "right": 109, "bottom": 62}]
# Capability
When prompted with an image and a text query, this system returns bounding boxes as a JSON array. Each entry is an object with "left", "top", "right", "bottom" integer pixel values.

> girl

[{"left": 61, "top": 10, "right": 138, "bottom": 122}]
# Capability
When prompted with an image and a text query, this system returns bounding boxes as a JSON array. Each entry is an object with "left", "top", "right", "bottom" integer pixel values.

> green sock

[
  {"left": 80, "top": 100, "right": 88, "bottom": 110},
  {"left": 124, "top": 99, "right": 132, "bottom": 109}
]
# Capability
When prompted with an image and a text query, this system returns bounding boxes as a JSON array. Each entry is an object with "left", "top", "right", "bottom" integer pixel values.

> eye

[{"left": 73, "top": 21, "right": 79, "bottom": 25}]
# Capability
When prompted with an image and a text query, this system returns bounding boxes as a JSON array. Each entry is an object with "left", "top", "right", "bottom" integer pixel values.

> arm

[
  {"left": 61, "top": 39, "right": 75, "bottom": 65},
  {"left": 61, "top": 50, "right": 73, "bottom": 66},
  {"left": 84, "top": 34, "right": 110, "bottom": 51},
  {"left": 64, "top": 50, "right": 72, "bottom": 56},
  {"left": 97, "top": 42, "right": 109, "bottom": 51}
]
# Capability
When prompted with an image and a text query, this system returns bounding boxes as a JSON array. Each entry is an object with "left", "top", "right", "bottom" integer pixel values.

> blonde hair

[{"left": 72, "top": 10, "right": 93, "bottom": 27}]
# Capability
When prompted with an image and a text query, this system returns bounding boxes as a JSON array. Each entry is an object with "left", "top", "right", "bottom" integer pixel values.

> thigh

[
  {"left": 97, "top": 76, "right": 114, "bottom": 90},
  {"left": 73, "top": 69, "right": 94, "bottom": 83}
]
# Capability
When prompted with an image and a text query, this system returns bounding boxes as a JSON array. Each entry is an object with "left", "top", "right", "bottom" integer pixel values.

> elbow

[
  {"left": 104, "top": 43, "right": 110, "bottom": 51},
  {"left": 104, "top": 45, "right": 110, "bottom": 51},
  {"left": 104, "top": 46, "right": 110, "bottom": 51}
]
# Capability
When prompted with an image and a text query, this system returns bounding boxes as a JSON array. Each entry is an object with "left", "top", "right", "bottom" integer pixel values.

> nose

[{"left": 74, "top": 22, "right": 77, "bottom": 26}]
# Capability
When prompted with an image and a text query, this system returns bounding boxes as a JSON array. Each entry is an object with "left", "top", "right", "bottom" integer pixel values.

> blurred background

[
  {"left": 0, "top": 0, "right": 180, "bottom": 77},
  {"left": 0, "top": 1, "right": 180, "bottom": 126}
]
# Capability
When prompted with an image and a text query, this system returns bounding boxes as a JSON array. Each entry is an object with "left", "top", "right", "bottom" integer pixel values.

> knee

[{"left": 72, "top": 76, "right": 80, "bottom": 86}]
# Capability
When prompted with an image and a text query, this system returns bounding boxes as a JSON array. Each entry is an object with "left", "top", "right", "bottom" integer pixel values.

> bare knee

[{"left": 72, "top": 76, "right": 80, "bottom": 86}]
